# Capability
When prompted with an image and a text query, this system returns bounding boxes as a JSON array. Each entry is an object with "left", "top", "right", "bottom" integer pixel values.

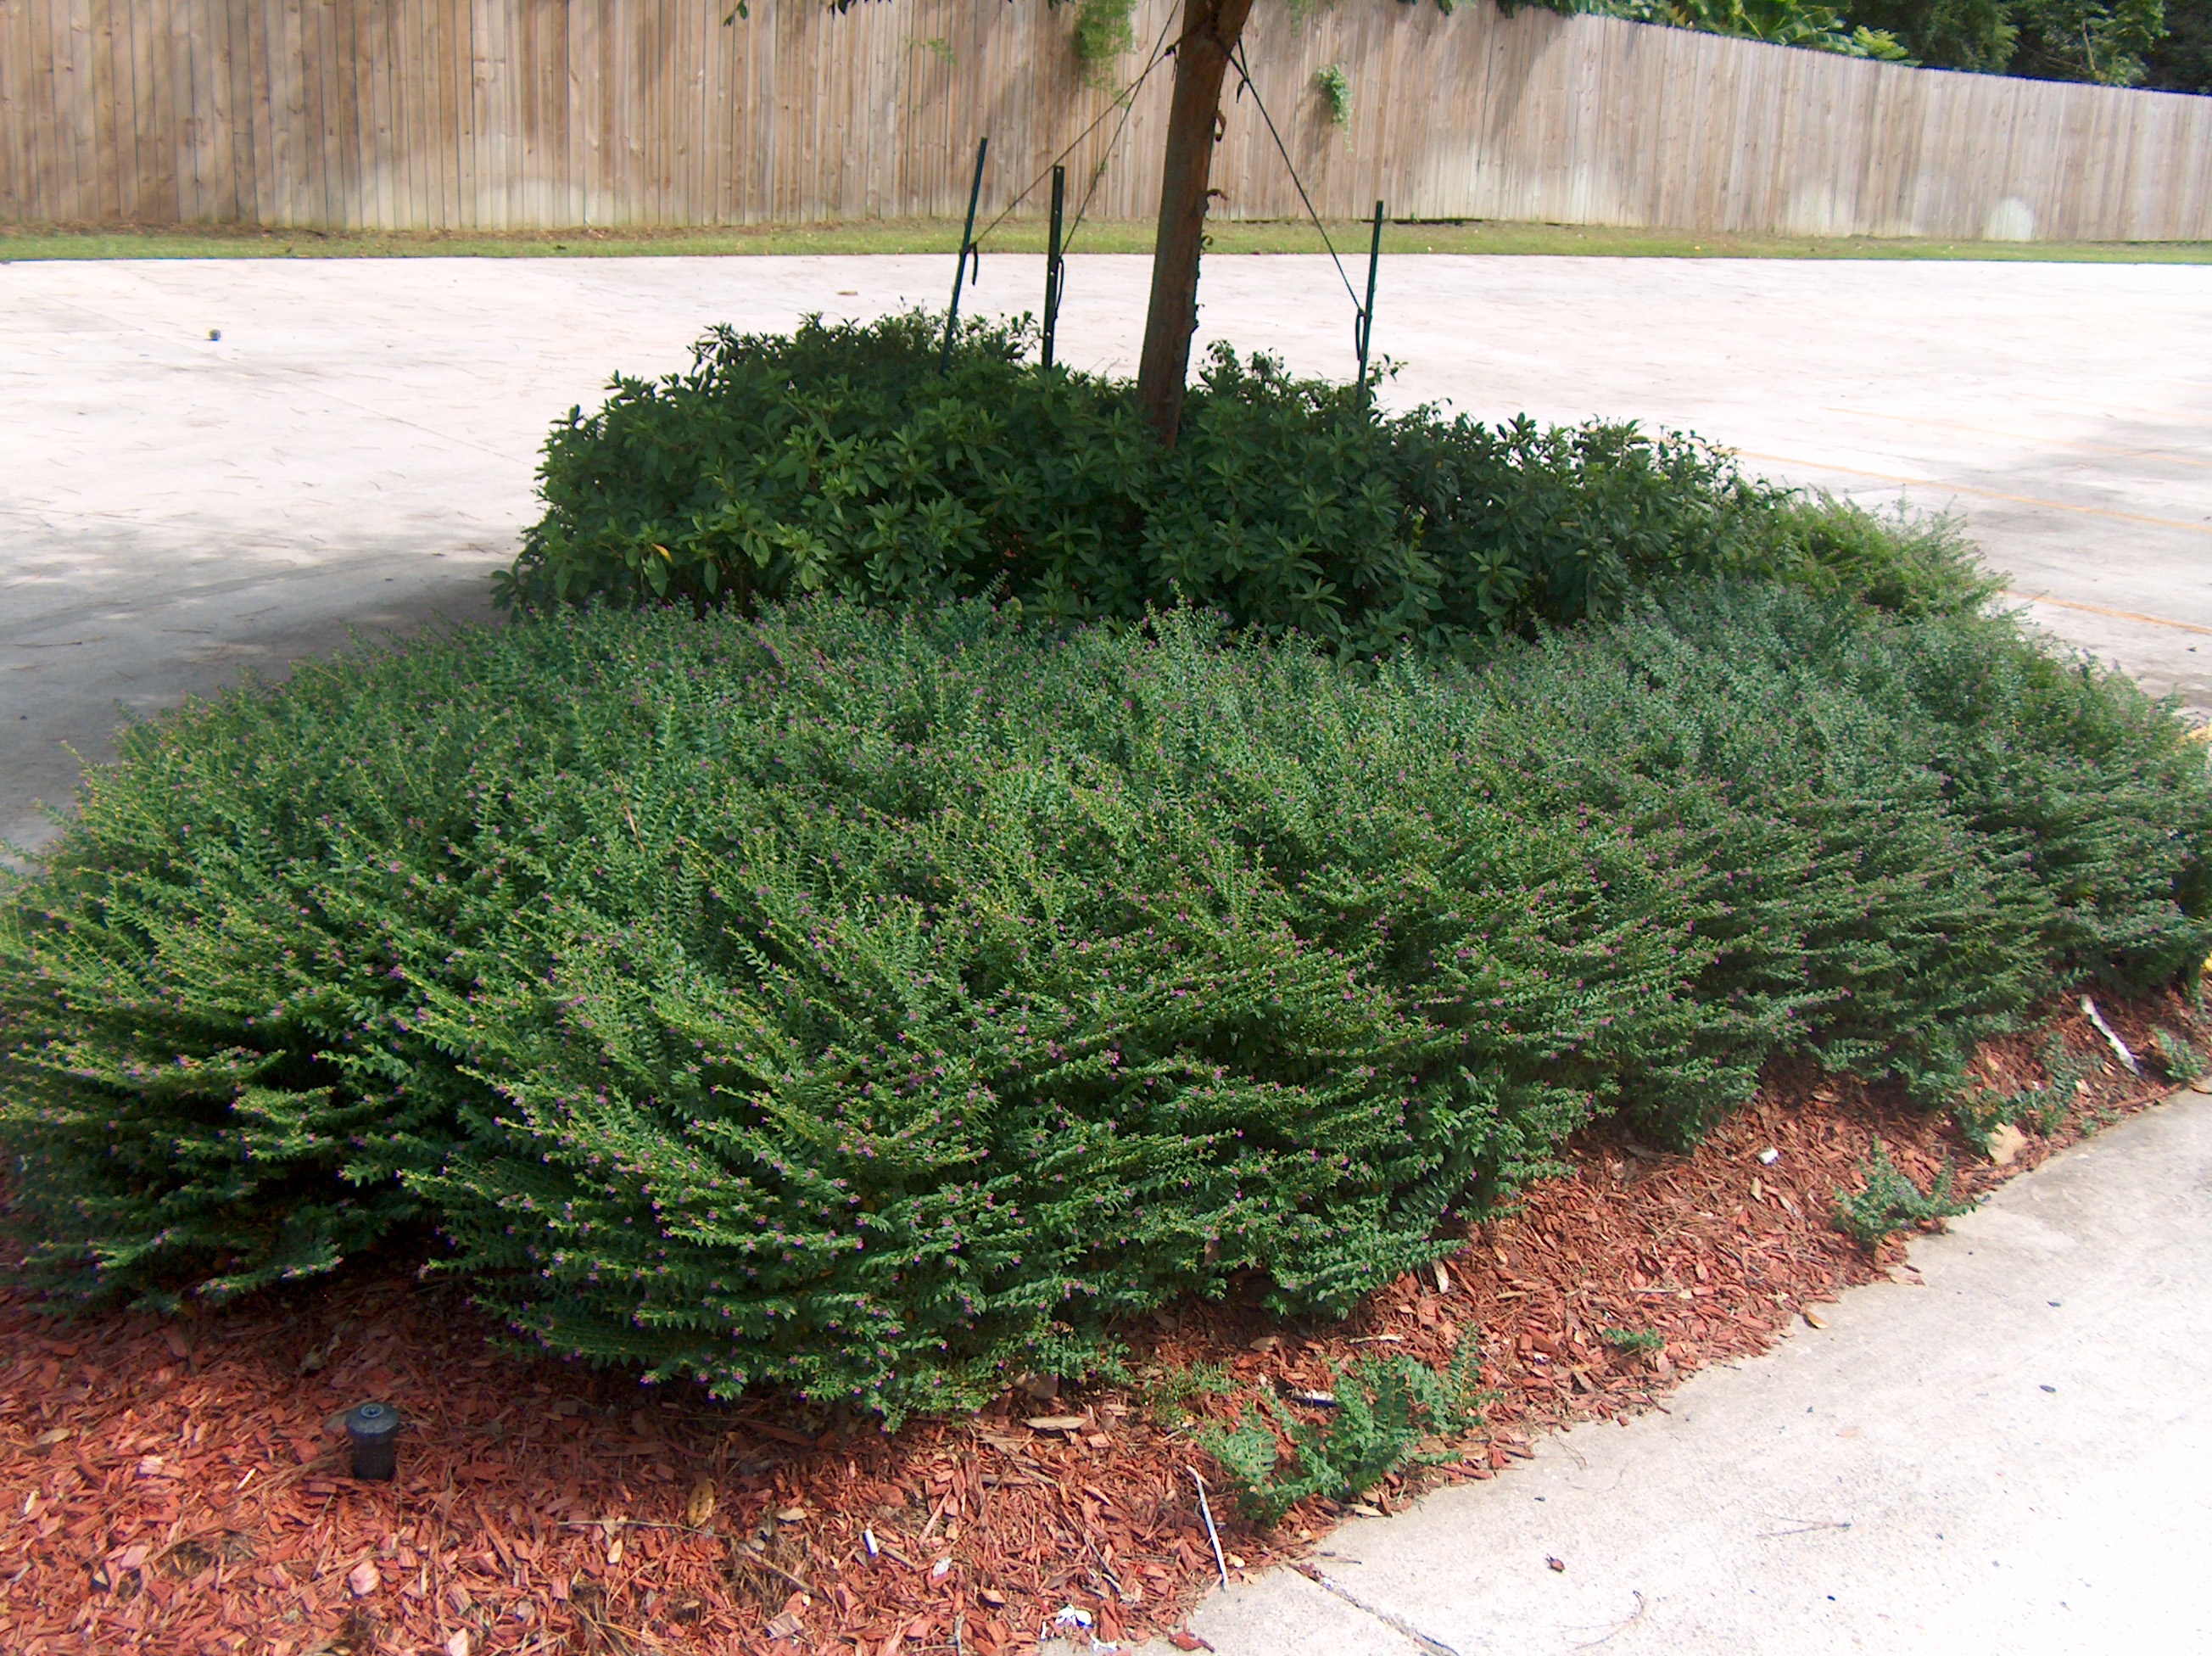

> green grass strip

[{"left": 5, "top": 217, "right": 2209, "bottom": 263}]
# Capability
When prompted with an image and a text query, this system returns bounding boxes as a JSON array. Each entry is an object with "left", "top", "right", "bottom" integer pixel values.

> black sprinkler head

[{"left": 344, "top": 1401, "right": 400, "bottom": 1481}]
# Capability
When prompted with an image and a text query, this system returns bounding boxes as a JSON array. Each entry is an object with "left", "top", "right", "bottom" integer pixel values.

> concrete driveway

[
  {"left": 3, "top": 253, "right": 2209, "bottom": 1653},
  {"left": 4, "top": 253, "right": 2209, "bottom": 856}
]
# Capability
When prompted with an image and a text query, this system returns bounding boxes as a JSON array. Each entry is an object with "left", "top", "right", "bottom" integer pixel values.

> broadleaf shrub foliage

[
  {"left": 497, "top": 312, "right": 1992, "bottom": 646},
  {"left": 3, "top": 590, "right": 2207, "bottom": 1418}
]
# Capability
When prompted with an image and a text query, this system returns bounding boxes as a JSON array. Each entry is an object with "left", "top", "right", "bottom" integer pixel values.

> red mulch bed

[{"left": 2, "top": 988, "right": 2204, "bottom": 1656}]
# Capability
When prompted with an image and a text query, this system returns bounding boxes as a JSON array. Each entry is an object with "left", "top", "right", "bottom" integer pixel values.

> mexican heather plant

[{"left": 3, "top": 589, "right": 2205, "bottom": 1418}]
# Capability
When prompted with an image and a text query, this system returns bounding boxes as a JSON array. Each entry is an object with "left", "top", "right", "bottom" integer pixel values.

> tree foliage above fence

[
  {"left": 1534, "top": 0, "right": 2199, "bottom": 86},
  {"left": 1515, "top": 0, "right": 1911, "bottom": 62}
]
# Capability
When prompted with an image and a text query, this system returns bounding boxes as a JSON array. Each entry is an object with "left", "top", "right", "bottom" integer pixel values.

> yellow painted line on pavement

[
  {"left": 2022, "top": 392, "right": 2211, "bottom": 425},
  {"left": 1818, "top": 408, "right": 2212, "bottom": 471},
  {"left": 1728, "top": 450, "right": 2212, "bottom": 535},
  {"left": 2002, "top": 591, "right": 2212, "bottom": 638}
]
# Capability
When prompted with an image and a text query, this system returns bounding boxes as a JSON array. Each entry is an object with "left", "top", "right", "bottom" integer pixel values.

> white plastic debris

[
  {"left": 1053, "top": 1604, "right": 1095, "bottom": 1631},
  {"left": 2080, "top": 995, "right": 2142, "bottom": 1076},
  {"left": 1757, "top": 1147, "right": 1779, "bottom": 1166}
]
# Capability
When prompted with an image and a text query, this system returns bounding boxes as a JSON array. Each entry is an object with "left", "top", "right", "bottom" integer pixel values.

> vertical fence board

[
  {"left": 115, "top": 0, "right": 148, "bottom": 220},
  {"left": 0, "top": 3, "right": 22, "bottom": 218}
]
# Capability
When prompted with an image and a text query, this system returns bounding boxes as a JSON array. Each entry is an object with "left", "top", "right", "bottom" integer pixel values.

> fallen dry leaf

[
  {"left": 1985, "top": 1123, "right": 2029, "bottom": 1166},
  {"left": 684, "top": 1480, "right": 717, "bottom": 1528},
  {"left": 1547, "top": 1556, "right": 1567, "bottom": 1573},
  {"left": 1803, "top": 1309, "right": 1829, "bottom": 1329},
  {"left": 296, "top": 1331, "right": 340, "bottom": 1374},
  {"left": 1025, "top": 1415, "right": 1087, "bottom": 1434}
]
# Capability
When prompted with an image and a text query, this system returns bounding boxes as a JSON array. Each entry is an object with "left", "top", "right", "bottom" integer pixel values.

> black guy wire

[
  {"left": 1226, "top": 39, "right": 1366, "bottom": 317},
  {"left": 967, "top": 12, "right": 1179, "bottom": 258},
  {"left": 1061, "top": 5, "right": 1181, "bottom": 256}
]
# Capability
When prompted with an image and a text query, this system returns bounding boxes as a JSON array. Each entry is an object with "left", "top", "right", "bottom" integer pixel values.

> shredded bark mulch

[{"left": 3, "top": 987, "right": 2203, "bottom": 1656}]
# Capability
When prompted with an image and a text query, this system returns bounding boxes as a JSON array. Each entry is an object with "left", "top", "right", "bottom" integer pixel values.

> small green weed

[
  {"left": 1950, "top": 1082, "right": 2021, "bottom": 1154},
  {"left": 2153, "top": 1027, "right": 2204, "bottom": 1083},
  {"left": 1146, "top": 1360, "right": 1233, "bottom": 1429},
  {"left": 1600, "top": 1327, "right": 1664, "bottom": 1357},
  {"left": 1198, "top": 1341, "right": 1486, "bottom": 1527},
  {"left": 2028, "top": 1035, "right": 2092, "bottom": 1133},
  {"left": 1955, "top": 1033, "right": 2097, "bottom": 1149},
  {"left": 1833, "top": 1139, "right": 1975, "bottom": 1247}
]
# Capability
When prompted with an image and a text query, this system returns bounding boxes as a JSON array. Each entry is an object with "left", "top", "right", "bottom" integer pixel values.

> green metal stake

[
  {"left": 1042, "top": 164, "right": 1066, "bottom": 370},
  {"left": 1355, "top": 199, "right": 1384, "bottom": 401},
  {"left": 941, "top": 137, "right": 989, "bottom": 373}
]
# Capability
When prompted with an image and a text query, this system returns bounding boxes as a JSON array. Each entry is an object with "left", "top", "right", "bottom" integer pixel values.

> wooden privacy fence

[{"left": 3, "top": 0, "right": 2209, "bottom": 239}]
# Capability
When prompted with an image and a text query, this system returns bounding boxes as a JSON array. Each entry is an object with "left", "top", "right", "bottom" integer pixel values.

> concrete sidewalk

[
  {"left": 4, "top": 255, "right": 2209, "bottom": 859},
  {"left": 1126, "top": 1089, "right": 2212, "bottom": 1656}
]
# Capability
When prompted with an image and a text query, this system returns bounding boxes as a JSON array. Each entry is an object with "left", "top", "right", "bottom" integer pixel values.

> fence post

[
  {"left": 1042, "top": 164, "right": 1066, "bottom": 370},
  {"left": 941, "top": 137, "right": 990, "bottom": 373}
]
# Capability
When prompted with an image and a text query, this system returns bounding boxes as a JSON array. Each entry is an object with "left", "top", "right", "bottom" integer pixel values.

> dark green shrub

[
  {"left": 4, "top": 589, "right": 2207, "bottom": 1418},
  {"left": 1745, "top": 495, "right": 1999, "bottom": 618},
  {"left": 498, "top": 313, "right": 1981, "bottom": 649}
]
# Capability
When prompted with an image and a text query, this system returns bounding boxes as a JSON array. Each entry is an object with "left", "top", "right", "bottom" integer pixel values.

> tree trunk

[{"left": 1136, "top": 0, "right": 1256, "bottom": 448}]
